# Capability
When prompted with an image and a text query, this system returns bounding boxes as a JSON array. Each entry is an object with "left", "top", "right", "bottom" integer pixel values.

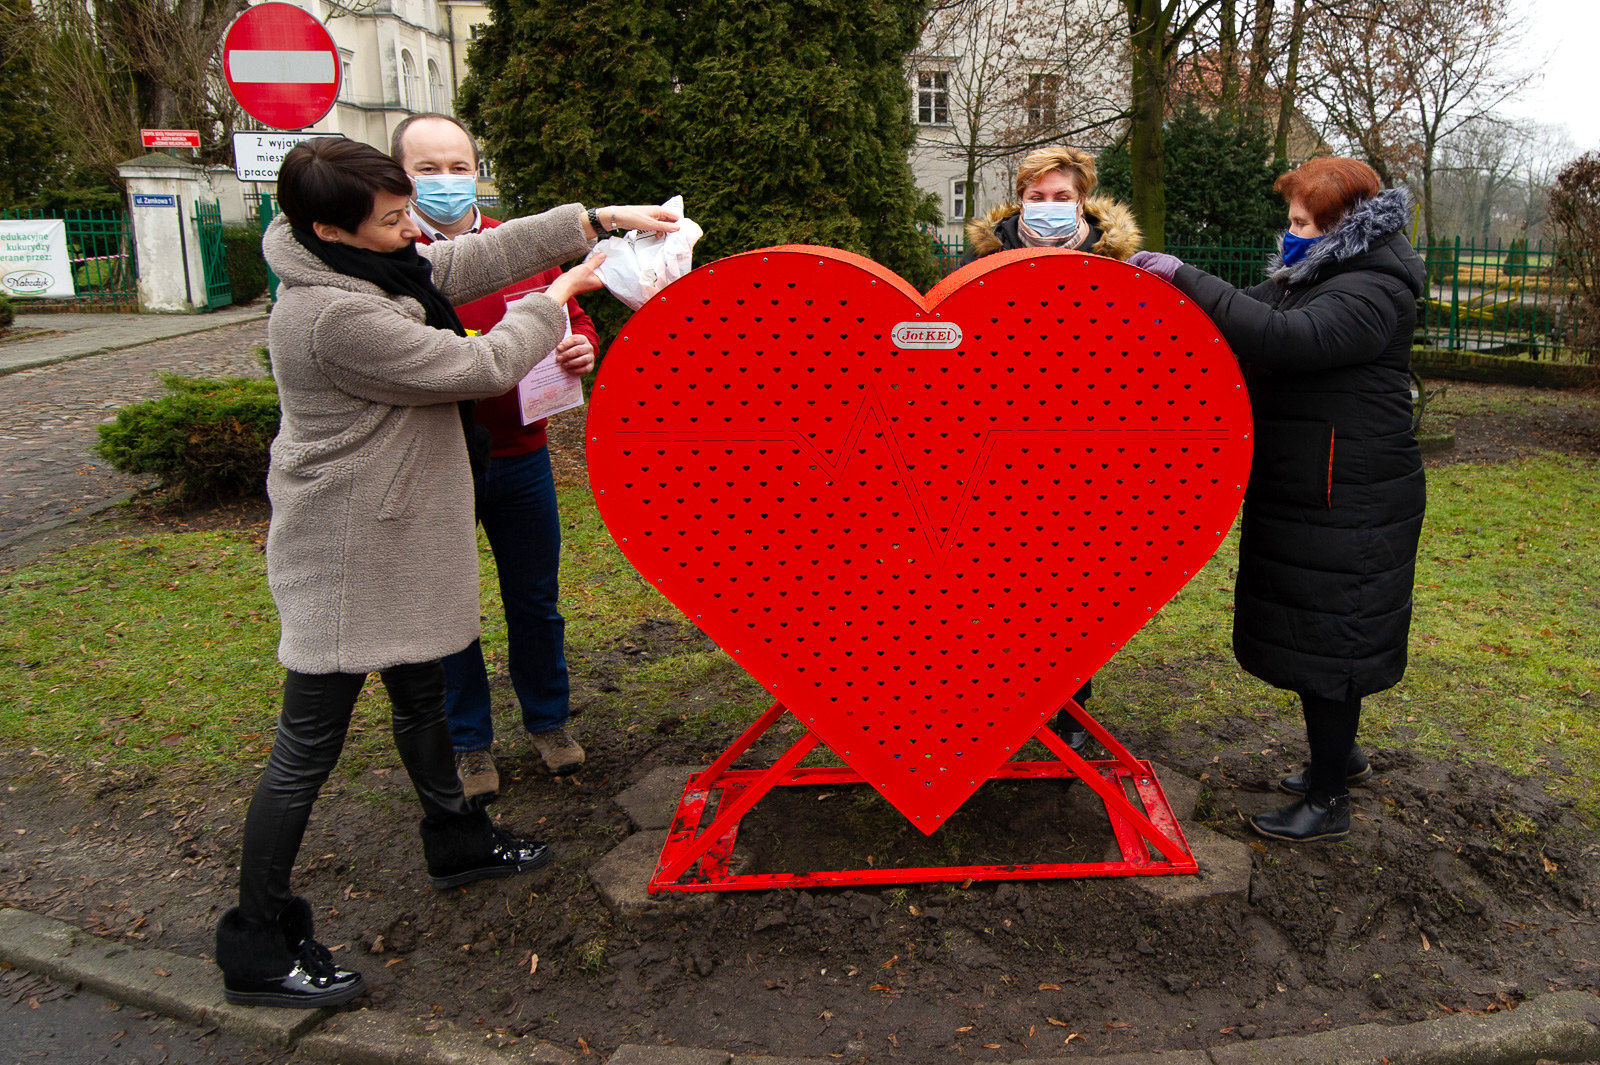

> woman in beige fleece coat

[{"left": 216, "top": 137, "right": 678, "bottom": 1010}]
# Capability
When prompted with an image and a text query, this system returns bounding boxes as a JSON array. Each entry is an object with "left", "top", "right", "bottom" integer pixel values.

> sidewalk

[
  {"left": 0, "top": 304, "right": 269, "bottom": 376},
  {"left": 0, "top": 317, "right": 268, "bottom": 551}
]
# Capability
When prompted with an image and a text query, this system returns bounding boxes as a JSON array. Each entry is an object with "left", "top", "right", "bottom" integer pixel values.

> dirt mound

[{"left": 3, "top": 628, "right": 1593, "bottom": 1059}]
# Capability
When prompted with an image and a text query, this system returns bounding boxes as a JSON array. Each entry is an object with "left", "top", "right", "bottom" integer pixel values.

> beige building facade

[{"left": 234, "top": 0, "right": 497, "bottom": 202}]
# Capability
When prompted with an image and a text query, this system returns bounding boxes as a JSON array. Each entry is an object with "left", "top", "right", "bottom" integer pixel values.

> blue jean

[{"left": 443, "top": 446, "right": 570, "bottom": 751}]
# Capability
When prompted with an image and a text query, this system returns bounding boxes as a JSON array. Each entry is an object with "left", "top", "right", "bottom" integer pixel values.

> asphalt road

[{"left": 0, "top": 967, "right": 292, "bottom": 1065}]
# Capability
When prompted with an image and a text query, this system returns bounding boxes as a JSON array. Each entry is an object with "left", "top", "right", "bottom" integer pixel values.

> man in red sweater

[{"left": 394, "top": 113, "right": 594, "bottom": 800}]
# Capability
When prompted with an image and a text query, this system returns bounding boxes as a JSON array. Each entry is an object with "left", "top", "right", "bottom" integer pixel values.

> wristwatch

[{"left": 586, "top": 206, "right": 604, "bottom": 234}]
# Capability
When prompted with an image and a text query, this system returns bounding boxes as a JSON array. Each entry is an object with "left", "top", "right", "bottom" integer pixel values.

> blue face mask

[
  {"left": 412, "top": 174, "right": 478, "bottom": 225},
  {"left": 1282, "top": 230, "right": 1325, "bottom": 266},
  {"left": 1021, "top": 201, "right": 1080, "bottom": 239}
]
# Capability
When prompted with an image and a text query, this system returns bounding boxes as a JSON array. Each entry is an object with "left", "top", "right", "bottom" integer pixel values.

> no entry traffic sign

[{"left": 222, "top": 3, "right": 341, "bottom": 130}]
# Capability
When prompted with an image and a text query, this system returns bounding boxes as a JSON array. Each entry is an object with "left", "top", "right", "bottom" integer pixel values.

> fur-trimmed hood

[
  {"left": 1267, "top": 187, "right": 1416, "bottom": 287},
  {"left": 964, "top": 195, "right": 1143, "bottom": 261}
]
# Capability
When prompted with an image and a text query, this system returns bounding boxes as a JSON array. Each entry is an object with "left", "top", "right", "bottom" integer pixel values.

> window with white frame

[
  {"left": 427, "top": 59, "right": 447, "bottom": 113},
  {"left": 951, "top": 179, "right": 968, "bottom": 220},
  {"left": 917, "top": 71, "right": 949, "bottom": 126},
  {"left": 400, "top": 49, "right": 421, "bottom": 111},
  {"left": 478, "top": 159, "right": 493, "bottom": 180},
  {"left": 338, "top": 56, "right": 354, "bottom": 101}
]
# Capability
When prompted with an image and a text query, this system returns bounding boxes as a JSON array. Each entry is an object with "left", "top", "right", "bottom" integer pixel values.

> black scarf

[{"left": 291, "top": 226, "right": 492, "bottom": 478}]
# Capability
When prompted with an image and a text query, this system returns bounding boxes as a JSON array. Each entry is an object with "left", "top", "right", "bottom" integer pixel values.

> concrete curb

[
  {"left": 0, "top": 490, "right": 140, "bottom": 553},
  {"left": 0, "top": 309, "right": 269, "bottom": 377},
  {"left": 299, "top": 1010, "right": 575, "bottom": 1064},
  {"left": 3, "top": 907, "right": 1598, "bottom": 1064},
  {"left": 0, "top": 906, "right": 323, "bottom": 1046}
]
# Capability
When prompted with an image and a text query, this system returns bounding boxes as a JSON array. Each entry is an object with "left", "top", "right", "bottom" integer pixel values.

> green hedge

[
  {"left": 0, "top": 293, "right": 13, "bottom": 328},
  {"left": 222, "top": 226, "right": 270, "bottom": 304},
  {"left": 94, "top": 374, "right": 280, "bottom": 500}
]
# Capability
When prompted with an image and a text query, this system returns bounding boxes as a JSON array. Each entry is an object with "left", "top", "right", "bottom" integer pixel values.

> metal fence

[
  {"left": 192, "top": 200, "right": 233, "bottom": 310},
  {"left": 256, "top": 192, "right": 280, "bottom": 301},
  {"left": 0, "top": 208, "right": 138, "bottom": 311},
  {"left": 929, "top": 233, "right": 1599, "bottom": 365}
]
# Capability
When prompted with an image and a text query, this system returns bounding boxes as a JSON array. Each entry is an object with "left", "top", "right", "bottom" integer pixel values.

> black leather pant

[{"left": 236, "top": 661, "right": 473, "bottom": 924}]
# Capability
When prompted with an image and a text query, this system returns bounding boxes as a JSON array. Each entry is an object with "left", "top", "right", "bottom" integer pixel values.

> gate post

[{"left": 116, "top": 152, "right": 211, "bottom": 312}]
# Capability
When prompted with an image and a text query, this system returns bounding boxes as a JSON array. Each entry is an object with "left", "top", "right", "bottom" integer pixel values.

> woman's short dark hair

[{"left": 276, "top": 138, "right": 414, "bottom": 233}]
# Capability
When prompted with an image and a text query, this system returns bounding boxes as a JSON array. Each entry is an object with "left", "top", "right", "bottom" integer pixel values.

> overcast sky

[{"left": 1503, "top": 0, "right": 1600, "bottom": 151}]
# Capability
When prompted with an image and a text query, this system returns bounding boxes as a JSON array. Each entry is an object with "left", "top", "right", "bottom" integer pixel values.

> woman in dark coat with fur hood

[
  {"left": 961, "top": 145, "right": 1143, "bottom": 750},
  {"left": 1130, "top": 158, "right": 1427, "bottom": 844}
]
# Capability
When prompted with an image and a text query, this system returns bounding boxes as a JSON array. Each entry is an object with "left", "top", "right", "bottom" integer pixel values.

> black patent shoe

[
  {"left": 1278, "top": 744, "right": 1373, "bottom": 795},
  {"left": 223, "top": 938, "right": 366, "bottom": 1009},
  {"left": 428, "top": 825, "right": 552, "bottom": 890},
  {"left": 1251, "top": 791, "right": 1351, "bottom": 843}
]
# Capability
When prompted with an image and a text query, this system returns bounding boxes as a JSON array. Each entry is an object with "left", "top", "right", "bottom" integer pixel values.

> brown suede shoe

[
  {"left": 528, "top": 728, "right": 585, "bottom": 776},
  {"left": 455, "top": 748, "right": 500, "bottom": 803}
]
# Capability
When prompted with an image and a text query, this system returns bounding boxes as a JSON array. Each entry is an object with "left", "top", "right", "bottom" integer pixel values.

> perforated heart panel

[{"left": 588, "top": 246, "right": 1253, "bottom": 832}]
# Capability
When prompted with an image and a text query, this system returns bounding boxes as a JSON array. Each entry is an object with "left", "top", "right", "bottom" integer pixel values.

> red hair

[{"left": 1274, "top": 157, "right": 1383, "bottom": 231}]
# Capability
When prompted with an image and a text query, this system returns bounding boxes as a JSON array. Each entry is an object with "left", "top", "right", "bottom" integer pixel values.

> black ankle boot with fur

[
  {"left": 215, "top": 897, "right": 365, "bottom": 1008},
  {"left": 419, "top": 808, "right": 552, "bottom": 890}
]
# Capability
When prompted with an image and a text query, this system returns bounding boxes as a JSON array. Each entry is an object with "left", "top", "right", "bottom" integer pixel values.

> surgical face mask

[
  {"left": 1282, "top": 230, "right": 1325, "bottom": 266},
  {"left": 1021, "top": 201, "right": 1079, "bottom": 239},
  {"left": 412, "top": 174, "right": 478, "bottom": 225}
]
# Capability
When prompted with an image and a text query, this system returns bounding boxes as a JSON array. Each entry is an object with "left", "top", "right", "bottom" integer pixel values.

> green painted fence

[
  {"left": 0, "top": 207, "right": 138, "bottom": 311},
  {"left": 928, "top": 233, "right": 1598, "bottom": 365},
  {"left": 191, "top": 199, "right": 233, "bottom": 310}
]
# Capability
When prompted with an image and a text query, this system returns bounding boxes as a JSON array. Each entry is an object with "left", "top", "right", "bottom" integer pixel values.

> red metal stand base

[{"left": 648, "top": 698, "right": 1198, "bottom": 893}]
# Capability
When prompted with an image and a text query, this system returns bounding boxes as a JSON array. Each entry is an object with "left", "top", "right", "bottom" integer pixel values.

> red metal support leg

[
  {"left": 1033, "top": 725, "right": 1189, "bottom": 863},
  {"left": 1054, "top": 695, "right": 1145, "bottom": 777},
  {"left": 688, "top": 699, "right": 788, "bottom": 791},
  {"left": 657, "top": 730, "right": 820, "bottom": 884}
]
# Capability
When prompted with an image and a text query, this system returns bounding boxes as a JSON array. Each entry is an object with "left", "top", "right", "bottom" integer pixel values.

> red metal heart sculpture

[{"left": 587, "top": 246, "right": 1252, "bottom": 832}]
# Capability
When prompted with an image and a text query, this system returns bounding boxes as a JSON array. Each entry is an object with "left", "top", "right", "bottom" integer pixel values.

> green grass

[
  {"left": 1093, "top": 453, "right": 1600, "bottom": 807},
  {"left": 3, "top": 456, "right": 1599, "bottom": 812}
]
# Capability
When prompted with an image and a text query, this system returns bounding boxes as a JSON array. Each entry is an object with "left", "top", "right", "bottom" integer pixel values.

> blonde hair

[{"left": 1015, "top": 146, "right": 1096, "bottom": 200}]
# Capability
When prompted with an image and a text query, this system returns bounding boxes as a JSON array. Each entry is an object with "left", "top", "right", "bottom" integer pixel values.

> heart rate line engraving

[
  {"left": 614, "top": 384, "right": 1235, "bottom": 568},
  {"left": 590, "top": 246, "right": 1252, "bottom": 830}
]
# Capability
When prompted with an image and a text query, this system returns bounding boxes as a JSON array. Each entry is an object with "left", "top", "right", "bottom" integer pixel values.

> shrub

[
  {"left": 1549, "top": 153, "right": 1600, "bottom": 361},
  {"left": 0, "top": 292, "right": 13, "bottom": 328},
  {"left": 94, "top": 374, "right": 280, "bottom": 500},
  {"left": 222, "top": 225, "right": 270, "bottom": 303}
]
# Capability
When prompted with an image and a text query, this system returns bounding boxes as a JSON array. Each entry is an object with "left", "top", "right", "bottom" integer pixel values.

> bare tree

[
  {"left": 1301, "top": 0, "right": 1422, "bottom": 187},
  {"left": 1431, "top": 117, "right": 1534, "bottom": 241},
  {"left": 1303, "top": 0, "right": 1534, "bottom": 244},
  {"left": 1121, "top": 0, "right": 1228, "bottom": 250},
  {"left": 1401, "top": 0, "right": 1535, "bottom": 247},
  {"left": 8, "top": 0, "right": 247, "bottom": 183}
]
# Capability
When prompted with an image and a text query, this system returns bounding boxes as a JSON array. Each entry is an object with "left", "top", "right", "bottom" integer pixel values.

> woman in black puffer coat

[{"left": 1130, "top": 158, "right": 1426, "bottom": 843}]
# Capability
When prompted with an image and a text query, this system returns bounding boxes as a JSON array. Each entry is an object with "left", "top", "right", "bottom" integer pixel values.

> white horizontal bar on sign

[{"left": 228, "top": 50, "right": 336, "bottom": 84}]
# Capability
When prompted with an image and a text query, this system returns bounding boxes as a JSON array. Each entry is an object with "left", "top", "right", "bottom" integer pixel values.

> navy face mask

[{"left": 1282, "top": 230, "right": 1325, "bottom": 266}]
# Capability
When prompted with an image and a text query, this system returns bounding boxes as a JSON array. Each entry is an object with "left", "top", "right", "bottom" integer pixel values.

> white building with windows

[{"left": 905, "top": 2, "right": 1128, "bottom": 241}]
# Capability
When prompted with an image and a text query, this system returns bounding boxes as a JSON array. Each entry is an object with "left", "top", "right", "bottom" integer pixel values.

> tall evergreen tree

[
  {"left": 0, "top": 0, "right": 59, "bottom": 207},
  {"left": 459, "top": 0, "right": 940, "bottom": 291},
  {"left": 1099, "top": 105, "right": 1286, "bottom": 248},
  {"left": 456, "top": 0, "right": 679, "bottom": 217}
]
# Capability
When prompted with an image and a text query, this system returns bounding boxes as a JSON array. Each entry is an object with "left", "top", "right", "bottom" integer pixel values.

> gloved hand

[{"left": 1128, "top": 250, "right": 1183, "bottom": 281}]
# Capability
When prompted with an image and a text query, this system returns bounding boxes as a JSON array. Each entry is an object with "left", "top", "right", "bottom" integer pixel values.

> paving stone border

[{"left": 4, "top": 902, "right": 1599, "bottom": 1064}]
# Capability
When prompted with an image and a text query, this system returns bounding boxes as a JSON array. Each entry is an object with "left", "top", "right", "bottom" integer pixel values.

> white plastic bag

[{"left": 592, "top": 195, "right": 704, "bottom": 310}]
